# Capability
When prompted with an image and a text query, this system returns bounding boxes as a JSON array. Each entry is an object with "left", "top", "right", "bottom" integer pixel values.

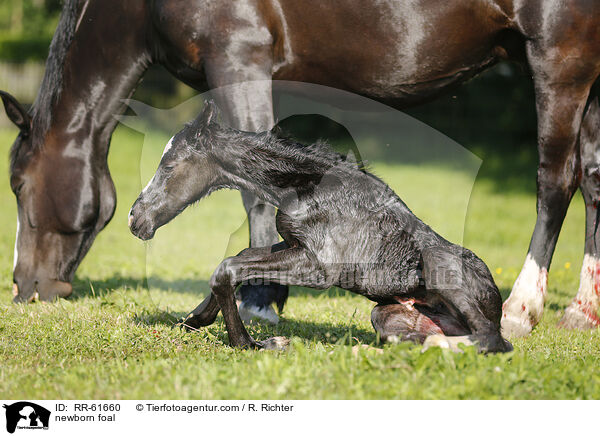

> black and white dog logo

[{"left": 2, "top": 402, "right": 50, "bottom": 433}]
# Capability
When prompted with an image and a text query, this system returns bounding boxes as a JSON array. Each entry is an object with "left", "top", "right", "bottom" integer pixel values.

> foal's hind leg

[
  {"left": 370, "top": 302, "right": 443, "bottom": 344},
  {"left": 560, "top": 93, "right": 600, "bottom": 330},
  {"left": 371, "top": 302, "right": 478, "bottom": 352}
]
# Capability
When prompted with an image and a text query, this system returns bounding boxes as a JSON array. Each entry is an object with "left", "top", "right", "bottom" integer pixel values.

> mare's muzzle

[{"left": 12, "top": 277, "right": 73, "bottom": 303}]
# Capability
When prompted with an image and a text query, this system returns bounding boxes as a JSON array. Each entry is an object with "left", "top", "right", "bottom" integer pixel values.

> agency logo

[{"left": 2, "top": 402, "right": 50, "bottom": 434}]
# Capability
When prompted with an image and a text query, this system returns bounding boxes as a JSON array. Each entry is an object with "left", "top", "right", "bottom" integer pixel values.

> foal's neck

[{"left": 210, "top": 129, "right": 337, "bottom": 207}]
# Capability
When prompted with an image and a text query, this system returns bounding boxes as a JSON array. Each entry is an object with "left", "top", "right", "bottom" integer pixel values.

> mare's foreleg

[{"left": 205, "top": 54, "right": 286, "bottom": 325}]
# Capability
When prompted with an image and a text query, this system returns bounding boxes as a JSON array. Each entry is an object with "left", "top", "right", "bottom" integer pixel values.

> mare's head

[
  {"left": 1, "top": 89, "right": 118, "bottom": 302},
  {"left": 129, "top": 101, "right": 221, "bottom": 240},
  {"left": 1, "top": 91, "right": 89, "bottom": 301}
]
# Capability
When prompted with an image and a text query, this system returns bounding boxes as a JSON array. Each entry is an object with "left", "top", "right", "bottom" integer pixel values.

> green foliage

[
  {"left": 0, "top": 125, "right": 597, "bottom": 399},
  {"left": 0, "top": 35, "right": 50, "bottom": 62},
  {"left": 0, "top": 0, "right": 60, "bottom": 62}
]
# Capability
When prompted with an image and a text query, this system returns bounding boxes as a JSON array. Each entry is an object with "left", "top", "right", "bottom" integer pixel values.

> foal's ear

[
  {"left": 0, "top": 91, "right": 31, "bottom": 135},
  {"left": 200, "top": 100, "right": 219, "bottom": 126}
]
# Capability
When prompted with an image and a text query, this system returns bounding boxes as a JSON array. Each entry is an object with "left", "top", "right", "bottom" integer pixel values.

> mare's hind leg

[
  {"left": 560, "top": 93, "right": 600, "bottom": 329},
  {"left": 502, "top": 46, "right": 596, "bottom": 337}
]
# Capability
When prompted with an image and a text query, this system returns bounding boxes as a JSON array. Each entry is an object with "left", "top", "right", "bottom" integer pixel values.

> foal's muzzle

[{"left": 128, "top": 201, "right": 156, "bottom": 241}]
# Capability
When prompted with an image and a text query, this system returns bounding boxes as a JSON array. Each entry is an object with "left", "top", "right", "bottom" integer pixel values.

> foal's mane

[{"left": 11, "top": 0, "right": 82, "bottom": 168}]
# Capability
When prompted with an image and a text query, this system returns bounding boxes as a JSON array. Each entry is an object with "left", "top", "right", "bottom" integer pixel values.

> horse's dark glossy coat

[
  {"left": 1, "top": 0, "right": 599, "bottom": 335},
  {"left": 129, "top": 102, "right": 513, "bottom": 352}
]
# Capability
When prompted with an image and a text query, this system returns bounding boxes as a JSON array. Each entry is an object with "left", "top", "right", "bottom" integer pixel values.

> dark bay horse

[
  {"left": 1, "top": 0, "right": 599, "bottom": 337},
  {"left": 129, "top": 101, "right": 513, "bottom": 353}
]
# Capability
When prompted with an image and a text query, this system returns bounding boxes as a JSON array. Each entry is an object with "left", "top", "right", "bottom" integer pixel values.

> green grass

[{"left": 0, "top": 125, "right": 599, "bottom": 399}]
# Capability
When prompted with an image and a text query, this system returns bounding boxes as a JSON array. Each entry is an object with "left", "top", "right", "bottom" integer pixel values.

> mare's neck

[{"left": 41, "top": 0, "right": 152, "bottom": 157}]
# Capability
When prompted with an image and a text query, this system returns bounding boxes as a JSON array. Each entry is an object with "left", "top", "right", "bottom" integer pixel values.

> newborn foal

[{"left": 129, "top": 101, "right": 512, "bottom": 353}]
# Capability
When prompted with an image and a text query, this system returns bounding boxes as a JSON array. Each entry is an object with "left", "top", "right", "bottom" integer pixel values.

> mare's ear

[
  {"left": 0, "top": 91, "right": 31, "bottom": 135},
  {"left": 199, "top": 100, "right": 219, "bottom": 126}
]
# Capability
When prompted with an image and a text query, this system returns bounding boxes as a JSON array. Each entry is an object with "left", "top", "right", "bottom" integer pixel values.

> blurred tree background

[
  {"left": 0, "top": 0, "right": 540, "bottom": 192},
  {"left": 0, "top": 0, "right": 62, "bottom": 61}
]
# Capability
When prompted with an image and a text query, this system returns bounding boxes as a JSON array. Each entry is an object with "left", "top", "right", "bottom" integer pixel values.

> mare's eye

[{"left": 14, "top": 183, "right": 24, "bottom": 197}]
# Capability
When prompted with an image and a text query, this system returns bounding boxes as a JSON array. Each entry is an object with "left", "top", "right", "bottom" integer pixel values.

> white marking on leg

[
  {"left": 238, "top": 302, "right": 279, "bottom": 325},
  {"left": 259, "top": 336, "right": 290, "bottom": 350},
  {"left": 560, "top": 254, "right": 600, "bottom": 328},
  {"left": 501, "top": 253, "right": 548, "bottom": 337}
]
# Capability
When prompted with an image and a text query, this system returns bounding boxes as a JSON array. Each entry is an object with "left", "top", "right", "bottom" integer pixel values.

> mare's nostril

[{"left": 128, "top": 213, "right": 134, "bottom": 228}]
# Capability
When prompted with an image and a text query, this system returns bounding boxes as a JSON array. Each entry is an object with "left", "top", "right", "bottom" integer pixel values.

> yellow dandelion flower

[
  {"left": 495, "top": 267, "right": 502, "bottom": 275},
  {"left": 564, "top": 262, "right": 571, "bottom": 269}
]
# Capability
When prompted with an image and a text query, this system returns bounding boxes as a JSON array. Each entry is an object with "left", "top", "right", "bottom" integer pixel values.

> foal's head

[{"left": 129, "top": 101, "right": 220, "bottom": 240}]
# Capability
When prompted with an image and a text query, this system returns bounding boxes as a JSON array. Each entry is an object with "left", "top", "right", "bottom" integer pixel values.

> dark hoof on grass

[{"left": 175, "top": 315, "right": 211, "bottom": 332}]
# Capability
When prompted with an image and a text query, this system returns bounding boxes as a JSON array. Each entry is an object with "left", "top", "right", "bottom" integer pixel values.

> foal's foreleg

[
  {"left": 560, "top": 94, "right": 600, "bottom": 330},
  {"left": 208, "top": 246, "right": 328, "bottom": 348},
  {"left": 502, "top": 50, "right": 595, "bottom": 337},
  {"left": 181, "top": 243, "right": 290, "bottom": 329},
  {"left": 180, "top": 292, "right": 221, "bottom": 331}
]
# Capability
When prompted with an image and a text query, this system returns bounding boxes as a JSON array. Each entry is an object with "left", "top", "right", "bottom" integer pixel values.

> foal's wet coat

[{"left": 129, "top": 102, "right": 512, "bottom": 353}]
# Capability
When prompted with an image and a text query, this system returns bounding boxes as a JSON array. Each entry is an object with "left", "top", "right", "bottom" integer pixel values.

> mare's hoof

[
  {"left": 558, "top": 304, "right": 600, "bottom": 330},
  {"left": 257, "top": 336, "right": 289, "bottom": 350},
  {"left": 239, "top": 302, "right": 279, "bottom": 325},
  {"left": 500, "top": 312, "right": 533, "bottom": 338},
  {"left": 422, "top": 334, "right": 474, "bottom": 353}
]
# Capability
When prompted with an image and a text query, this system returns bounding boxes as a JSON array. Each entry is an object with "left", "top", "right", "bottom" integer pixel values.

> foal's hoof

[
  {"left": 239, "top": 302, "right": 279, "bottom": 325},
  {"left": 177, "top": 318, "right": 197, "bottom": 332},
  {"left": 558, "top": 304, "right": 600, "bottom": 330},
  {"left": 422, "top": 334, "right": 474, "bottom": 353},
  {"left": 177, "top": 314, "right": 210, "bottom": 332},
  {"left": 257, "top": 336, "right": 290, "bottom": 350}
]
